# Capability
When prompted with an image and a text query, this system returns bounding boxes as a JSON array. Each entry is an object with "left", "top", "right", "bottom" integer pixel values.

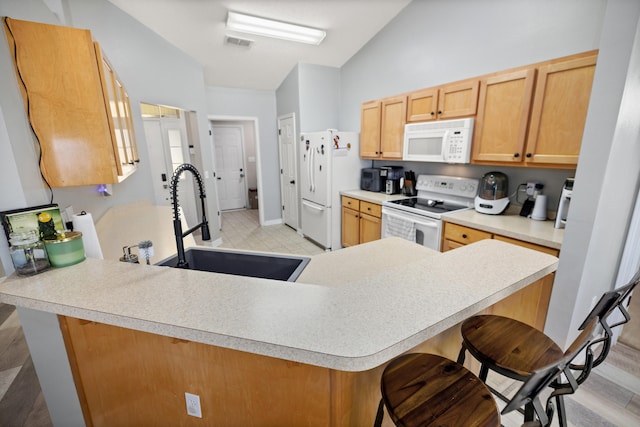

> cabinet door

[
  {"left": 95, "top": 43, "right": 139, "bottom": 180},
  {"left": 443, "top": 223, "right": 492, "bottom": 246},
  {"left": 359, "top": 212, "right": 381, "bottom": 244},
  {"left": 360, "top": 101, "right": 381, "bottom": 158},
  {"left": 493, "top": 235, "right": 559, "bottom": 256},
  {"left": 437, "top": 80, "right": 479, "bottom": 119},
  {"left": 441, "top": 239, "right": 464, "bottom": 252},
  {"left": 380, "top": 95, "right": 407, "bottom": 159},
  {"left": 472, "top": 69, "right": 536, "bottom": 163},
  {"left": 407, "top": 88, "right": 438, "bottom": 122},
  {"left": 4, "top": 18, "right": 119, "bottom": 187},
  {"left": 526, "top": 54, "right": 597, "bottom": 166},
  {"left": 341, "top": 207, "right": 360, "bottom": 247}
]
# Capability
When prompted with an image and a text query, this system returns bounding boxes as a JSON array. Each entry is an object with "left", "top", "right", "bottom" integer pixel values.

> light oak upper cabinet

[
  {"left": 472, "top": 52, "right": 597, "bottom": 168},
  {"left": 407, "top": 80, "right": 479, "bottom": 122},
  {"left": 360, "top": 96, "right": 406, "bottom": 159},
  {"left": 525, "top": 54, "right": 597, "bottom": 166},
  {"left": 472, "top": 68, "right": 537, "bottom": 163},
  {"left": 360, "top": 101, "right": 382, "bottom": 158},
  {"left": 3, "top": 18, "right": 137, "bottom": 187}
]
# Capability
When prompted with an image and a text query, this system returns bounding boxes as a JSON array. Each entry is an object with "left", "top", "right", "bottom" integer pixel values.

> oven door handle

[{"left": 382, "top": 209, "right": 439, "bottom": 228}]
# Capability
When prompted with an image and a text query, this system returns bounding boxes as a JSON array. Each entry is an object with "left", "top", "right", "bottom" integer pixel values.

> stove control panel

[{"left": 416, "top": 175, "right": 479, "bottom": 198}]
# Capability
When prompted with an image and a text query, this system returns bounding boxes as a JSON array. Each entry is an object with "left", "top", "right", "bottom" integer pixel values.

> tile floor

[
  {"left": 0, "top": 208, "right": 639, "bottom": 426},
  {"left": 216, "top": 209, "right": 325, "bottom": 256}
]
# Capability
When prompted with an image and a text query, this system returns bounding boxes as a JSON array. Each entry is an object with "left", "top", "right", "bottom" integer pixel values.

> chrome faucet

[{"left": 170, "top": 163, "right": 211, "bottom": 268}]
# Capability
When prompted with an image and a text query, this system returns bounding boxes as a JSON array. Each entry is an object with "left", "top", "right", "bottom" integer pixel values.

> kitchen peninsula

[{"left": 0, "top": 238, "right": 558, "bottom": 426}]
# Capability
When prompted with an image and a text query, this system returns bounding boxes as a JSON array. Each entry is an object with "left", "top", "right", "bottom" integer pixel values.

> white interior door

[
  {"left": 213, "top": 125, "right": 247, "bottom": 211},
  {"left": 278, "top": 114, "right": 298, "bottom": 229}
]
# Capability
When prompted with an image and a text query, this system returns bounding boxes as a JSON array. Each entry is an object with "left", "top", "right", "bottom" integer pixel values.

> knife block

[{"left": 403, "top": 180, "right": 417, "bottom": 196}]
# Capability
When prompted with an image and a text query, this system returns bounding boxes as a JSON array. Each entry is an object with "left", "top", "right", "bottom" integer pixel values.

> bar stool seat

[
  {"left": 378, "top": 353, "right": 500, "bottom": 427},
  {"left": 376, "top": 318, "right": 598, "bottom": 427},
  {"left": 460, "top": 315, "right": 563, "bottom": 381},
  {"left": 457, "top": 272, "right": 639, "bottom": 427}
]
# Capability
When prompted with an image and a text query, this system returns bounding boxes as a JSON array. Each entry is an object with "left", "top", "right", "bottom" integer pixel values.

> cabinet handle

[
  {"left": 430, "top": 111, "right": 435, "bottom": 116},
  {"left": 438, "top": 110, "right": 443, "bottom": 115},
  {"left": 367, "top": 207, "right": 371, "bottom": 211},
  {"left": 526, "top": 153, "right": 532, "bottom": 158},
  {"left": 514, "top": 153, "right": 520, "bottom": 158},
  {"left": 462, "top": 233, "right": 468, "bottom": 239}
]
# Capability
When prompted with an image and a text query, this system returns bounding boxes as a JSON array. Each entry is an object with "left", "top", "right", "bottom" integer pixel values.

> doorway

[
  {"left": 277, "top": 113, "right": 299, "bottom": 230},
  {"left": 212, "top": 124, "right": 248, "bottom": 211},
  {"left": 209, "top": 117, "right": 260, "bottom": 228},
  {"left": 141, "top": 103, "right": 197, "bottom": 228}
]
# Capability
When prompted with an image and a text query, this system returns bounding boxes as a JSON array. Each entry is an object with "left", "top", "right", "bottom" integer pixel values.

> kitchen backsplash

[{"left": 368, "top": 160, "right": 574, "bottom": 212}]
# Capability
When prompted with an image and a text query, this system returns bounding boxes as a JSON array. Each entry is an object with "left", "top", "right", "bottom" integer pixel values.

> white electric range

[{"left": 381, "top": 175, "right": 479, "bottom": 251}]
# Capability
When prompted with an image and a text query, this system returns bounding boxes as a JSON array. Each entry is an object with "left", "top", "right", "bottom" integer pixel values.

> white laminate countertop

[
  {"left": 340, "top": 189, "right": 407, "bottom": 204},
  {"left": 443, "top": 209, "right": 564, "bottom": 250},
  {"left": 341, "top": 190, "right": 564, "bottom": 249},
  {"left": 0, "top": 238, "right": 557, "bottom": 372}
]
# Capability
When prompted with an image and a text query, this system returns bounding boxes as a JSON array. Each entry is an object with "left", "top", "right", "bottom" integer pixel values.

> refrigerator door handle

[
  {"left": 309, "top": 148, "right": 315, "bottom": 192},
  {"left": 302, "top": 200, "right": 324, "bottom": 211}
]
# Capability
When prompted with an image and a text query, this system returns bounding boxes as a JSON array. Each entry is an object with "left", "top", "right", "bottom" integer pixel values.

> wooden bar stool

[
  {"left": 457, "top": 273, "right": 639, "bottom": 426},
  {"left": 374, "top": 318, "right": 597, "bottom": 427}
]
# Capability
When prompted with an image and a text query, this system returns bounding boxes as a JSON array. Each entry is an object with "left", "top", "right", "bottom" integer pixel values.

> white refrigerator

[{"left": 299, "top": 130, "right": 365, "bottom": 250}]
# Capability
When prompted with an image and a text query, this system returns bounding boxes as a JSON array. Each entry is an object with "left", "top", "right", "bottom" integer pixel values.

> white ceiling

[{"left": 107, "top": 0, "right": 412, "bottom": 90}]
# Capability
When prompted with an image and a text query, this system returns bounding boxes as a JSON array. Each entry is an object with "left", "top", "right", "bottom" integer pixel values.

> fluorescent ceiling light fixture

[{"left": 226, "top": 11, "right": 326, "bottom": 45}]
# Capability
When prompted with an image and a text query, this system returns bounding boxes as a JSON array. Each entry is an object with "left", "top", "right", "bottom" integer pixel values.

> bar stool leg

[
  {"left": 556, "top": 395, "right": 568, "bottom": 427},
  {"left": 373, "top": 398, "right": 384, "bottom": 427},
  {"left": 457, "top": 344, "right": 467, "bottom": 364},
  {"left": 479, "top": 363, "right": 489, "bottom": 382}
]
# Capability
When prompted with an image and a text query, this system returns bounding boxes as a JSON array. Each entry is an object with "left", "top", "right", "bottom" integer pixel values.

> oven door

[{"left": 381, "top": 207, "right": 443, "bottom": 251}]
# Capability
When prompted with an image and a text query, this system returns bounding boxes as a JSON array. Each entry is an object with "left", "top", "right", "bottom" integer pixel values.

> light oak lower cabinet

[
  {"left": 442, "top": 222, "right": 558, "bottom": 330},
  {"left": 341, "top": 196, "right": 382, "bottom": 247}
]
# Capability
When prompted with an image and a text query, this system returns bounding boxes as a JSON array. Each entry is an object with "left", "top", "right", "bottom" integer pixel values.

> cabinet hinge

[
  {"left": 278, "top": 129, "right": 281, "bottom": 135},
  {"left": 209, "top": 130, "right": 212, "bottom": 136},
  {"left": 282, "top": 205, "right": 285, "bottom": 211}
]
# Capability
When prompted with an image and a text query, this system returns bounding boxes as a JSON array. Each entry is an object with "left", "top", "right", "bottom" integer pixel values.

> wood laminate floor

[{"left": 0, "top": 209, "right": 638, "bottom": 426}]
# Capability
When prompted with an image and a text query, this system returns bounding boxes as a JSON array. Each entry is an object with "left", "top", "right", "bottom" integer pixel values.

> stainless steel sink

[{"left": 157, "top": 247, "right": 310, "bottom": 282}]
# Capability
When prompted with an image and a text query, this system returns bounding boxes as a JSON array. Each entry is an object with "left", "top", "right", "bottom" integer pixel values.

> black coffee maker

[{"left": 380, "top": 166, "right": 404, "bottom": 194}]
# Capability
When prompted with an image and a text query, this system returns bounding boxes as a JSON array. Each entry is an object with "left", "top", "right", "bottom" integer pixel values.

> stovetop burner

[{"left": 387, "top": 197, "right": 470, "bottom": 216}]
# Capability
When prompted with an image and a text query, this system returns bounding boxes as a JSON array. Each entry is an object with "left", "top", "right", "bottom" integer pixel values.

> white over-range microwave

[{"left": 402, "top": 118, "right": 474, "bottom": 163}]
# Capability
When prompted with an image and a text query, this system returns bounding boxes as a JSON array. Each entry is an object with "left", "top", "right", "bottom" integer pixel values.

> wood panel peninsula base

[{"left": 0, "top": 238, "right": 558, "bottom": 427}]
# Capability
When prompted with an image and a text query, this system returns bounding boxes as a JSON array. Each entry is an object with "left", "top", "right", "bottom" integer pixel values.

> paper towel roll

[{"left": 72, "top": 212, "right": 104, "bottom": 259}]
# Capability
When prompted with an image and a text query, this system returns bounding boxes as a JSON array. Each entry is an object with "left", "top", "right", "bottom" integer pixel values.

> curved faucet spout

[{"left": 170, "top": 163, "right": 211, "bottom": 268}]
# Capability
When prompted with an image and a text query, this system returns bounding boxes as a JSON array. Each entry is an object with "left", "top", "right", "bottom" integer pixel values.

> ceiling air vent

[{"left": 225, "top": 35, "right": 253, "bottom": 48}]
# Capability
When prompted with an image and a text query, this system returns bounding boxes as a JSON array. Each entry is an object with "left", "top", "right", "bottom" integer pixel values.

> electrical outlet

[{"left": 185, "top": 392, "right": 202, "bottom": 418}]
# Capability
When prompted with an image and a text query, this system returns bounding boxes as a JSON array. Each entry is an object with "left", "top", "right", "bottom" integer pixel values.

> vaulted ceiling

[{"left": 107, "top": 0, "right": 412, "bottom": 90}]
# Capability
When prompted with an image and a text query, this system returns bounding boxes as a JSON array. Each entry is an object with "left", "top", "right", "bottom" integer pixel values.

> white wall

[
  {"left": 337, "top": 0, "right": 640, "bottom": 346},
  {"left": 0, "top": 0, "right": 221, "bottom": 273},
  {"left": 547, "top": 0, "right": 640, "bottom": 346},
  {"left": 276, "top": 64, "right": 302, "bottom": 136},
  {"left": 298, "top": 64, "right": 341, "bottom": 132},
  {"left": 337, "top": 0, "right": 605, "bottom": 210}
]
